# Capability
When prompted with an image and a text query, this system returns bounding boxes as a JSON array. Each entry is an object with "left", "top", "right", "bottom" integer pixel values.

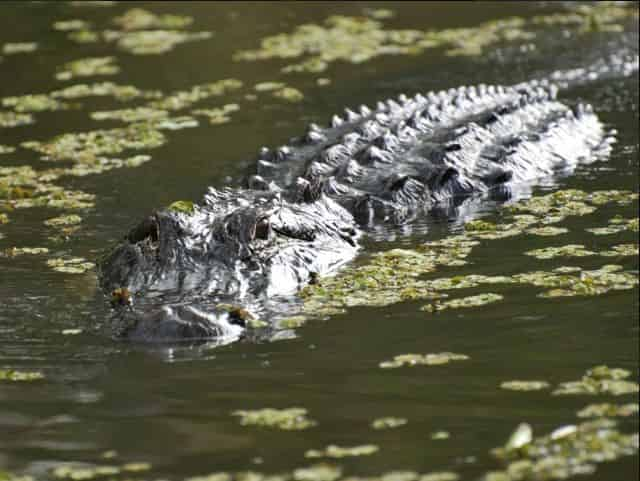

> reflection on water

[{"left": 0, "top": 2, "right": 638, "bottom": 480}]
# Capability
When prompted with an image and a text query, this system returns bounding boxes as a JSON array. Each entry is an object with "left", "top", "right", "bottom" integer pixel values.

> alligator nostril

[{"left": 127, "top": 216, "right": 159, "bottom": 244}]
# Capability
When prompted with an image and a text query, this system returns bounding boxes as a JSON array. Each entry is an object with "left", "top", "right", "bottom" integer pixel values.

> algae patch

[
  {"left": 232, "top": 407, "right": 317, "bottom": 430},
  {"left": 0, "top": 369, "right": 44, "bottom": 382},
  {"left": 380, "top": 352, "right": 469, "bottom": 369},
  {"left": 305, "top": 444, "right": 379, "bottom": 459}
]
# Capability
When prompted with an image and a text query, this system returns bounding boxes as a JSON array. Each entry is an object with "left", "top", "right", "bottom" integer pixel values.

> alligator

[{"left": 98, "top": 57, "right": 638, "bottom": 344}]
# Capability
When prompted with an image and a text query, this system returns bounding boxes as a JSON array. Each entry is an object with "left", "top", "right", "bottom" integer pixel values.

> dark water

[{"left": 0, "top": 2, "right": 638, "bottom": 480}]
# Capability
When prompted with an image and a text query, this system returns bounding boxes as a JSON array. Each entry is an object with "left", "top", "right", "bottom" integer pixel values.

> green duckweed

[
  {"left": 2, "top": 42, "right": 38, "bottom": 55},
  {"left": 272, "top": 87, "right": 304, "bottom": 102},
  {"left": 489, "top": 418, "right": 638, "bottom": 481},
  {"left": 0, "top": 144, "right": 16, "bottom": 154},
  {"left": 500, "top": 381, "right": 551, "bottom": 391},
  {"left": 113, "top": 8, "right": 193, "bottom": 31},
  {"left": 47, "top": 257, "right": 95, "bottom": 274},
  {"left": 371, "top": 417, "right": 408, "bottom": 430},
  {"left": 305, "top": 444, "right": 379, "bottom": 459},
  {"left": 0, "top": 110, "right": 34, "bottom": 127},
  {"left": 553, "top": 365, "right": 639, "bottom": 396},
  {"left": 44, "top": 214, "right": 82, "bottom": 227},
  {"left": 232, "top": 407, "right": 317, "bottom": 430},
  {"left": 53, "top": 19, "right": 92, "bottom": 31},
  {"left": 2, "top": 94, "right": 68, "bottom": 113},
  {"left": 2, "top": 246, "right": 49, "bottom": 257},
  {"left": 0, "top": 369, "right": 44, "bottom": 382},
  {"left": 168, "top": 200, "right": 195, "bottom": 214},
  {"left": 148, "top": 79, "right": 243, "bottom": 111},
  {"left": 577, "top": 403, "right": 639, "bottom": 418},
  {"left": 380, "top": 352, "right": 469, "bottom": 369},
  {"left": 56, "top": 57, "right": 120, "bottom": 81}
]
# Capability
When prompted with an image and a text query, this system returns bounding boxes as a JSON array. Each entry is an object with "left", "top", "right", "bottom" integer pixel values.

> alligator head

[{"left": 99, "top": 178, "right": 358, "bottom": 343}]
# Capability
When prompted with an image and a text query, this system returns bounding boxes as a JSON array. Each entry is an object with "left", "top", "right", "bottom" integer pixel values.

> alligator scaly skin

[{"left": 99, "top": 79, "right": 615, "bottom": 343}]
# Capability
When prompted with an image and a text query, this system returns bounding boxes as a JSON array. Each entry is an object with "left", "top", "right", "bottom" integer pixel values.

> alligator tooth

[
  {"left": 376, "top": 101, "right": 387, "bottom": 111},
  {"left": 259, "top": 146, "right": 270, "bottom": 158},
  {"left": 549, "top": 84, "right": 558, "bottom": 99},
  {"left": 307, "top": 122, "right": 321, "bottom": 132},
  {"left": 386, "top": 99, "right": 401, "bottom": 111},
  {"left": 414, "top": 93, "right": 426, "bottom": 103},
  {"left": 397, "top": 93, "right": 408, "bottom": 103},
  {"left": 478, "top": 84, "right": 487, "bottom": 95},
  {"left": 427, "top": 92, "right": 438, "bottom": 102},
  {"left": 330, "top": 114, "right": 344, "bottom": 127},
  {"left": 496, "top": 85, "right": 505, "bottom": 94},
  {"left": 359, "top": 104, "right": 371, "bottom": 116},
  {"left": 374, "top": 112, "right": 390, "bottom": 124},
  {"left": 487, "top": 85, "right": 496, "bottom": 95}
]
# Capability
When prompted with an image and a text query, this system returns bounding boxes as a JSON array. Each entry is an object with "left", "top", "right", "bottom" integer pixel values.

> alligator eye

[
  {"left": 254, "top": 217, "right": 270, "bottom": 240},
  {"left": 127, "top": 216, "right": 159, "bottom": 244}
]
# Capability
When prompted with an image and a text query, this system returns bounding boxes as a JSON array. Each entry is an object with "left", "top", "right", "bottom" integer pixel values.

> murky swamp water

[{"left": 0, "top": 2, "right": 638, "bottom": 481}]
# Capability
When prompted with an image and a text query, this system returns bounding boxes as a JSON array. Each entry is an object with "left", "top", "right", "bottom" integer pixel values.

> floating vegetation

[
  {"left": 2, "top": 246, "right": 49, "bottom": 257},
  {"left": 276, "top": 316, "right": 308, "bottom": 329},
  {"left": 316, "top": 78, "right": 331, "bottom": 86},
  {"left": 2, "top": 94, "right": 68, "bottom": 113},
  {"left": 113, "top": 8, "right": 193, "bottom": 31},
  {"left": 61, "top": 328, "right": 83, "bottom": 335},
  {"left": 56, "top": 56, "right": 120, "bottom": 81},
  {"left": 421, "top": 293, "right": 504, "bottom": 312},
  {"left": 526, "top": 226, "right": 569, "bottom": 237},
  {"left": 168, "top": 200, "right": 195, "bottom": 214},
  {"left": 2, "top": 42, "right": 38, "bottom": 55},
  {"left": 0, "top": 145, "right": 16, "bottom": 156},
  {"left": 553, "top": 365, "right": 639, "bottom": 396},
  {"left": 107, "top": 29, "right": 213, "bottom": 55},
  {"left": 599, "top": 243, "right": 639, "bottom": 257},
  {"left": 47, "top": 257, "right": 95, "bottom": 274},
  {"left": 500, "top": 381, "right": 551, "bottom": 391},
  {"left": 44, "top": 214, "right": 82, "bottom": 227},
  {"left": 53, "top": 19, "right": 92, "bottom": 31},
  {"left": 371, "top": 417, "right": 407, "bottom": 430},
  {"left": 234, "top": 4, "right": 636, "bottom": 73},
  {"left": 232, "top": 407, "right": 317, "bottom": 430},
  {"left": 91, "top": 106, "right": 168, "bottom": 123},
  {"left": 52, "top": 461, "right": 151, "bottom": 480},
  {"left": 293, "top": 464, "right": 342, "bottom": 481},
  {"left": 272, "top": 87, "right": 304, "bottom": 102},
  {"left": 577, "top": 403, "right": 639, "bottom": 418},
  {"left": 300, "top": 238, "right": 475, "bottom": 316},
  {"left": 379, "top": 352, "right": 469, "bottom": 369},
  {"left": 149, "top": 79, "right": 243, "bottom": 111},
  {"left": 586, "top": 216, "right": 638, "bottom": 235},
  {"left": 0, "top": 213, "right": 8, "bottom": 224},
  {"left": 524, "top": 244, "right": 597, "bottom": 259},
  {"left": 253, "top": 82, "right": 286, "bottom": 92},
  {"left": 489, "top": 418, "right": 638, "bottom": 481},
  {"left": 0, "top": 369, "right": 44, "bottom": 381},
  {"left": 431, "top": 431, "right": 450, "bottom": 440},
  {"left": 0, "top": 110, "right": 34, "bottom": 127},
  {"left": 305, "top": 444, "right": 379, "bottom": 459},
  {"left": 23, "top": 123, "right": 166, "bottom": 163},
  {"left": 50, "top": 81, "right": 162, "bottom": 101},
  {"left": 192, "top": 104, "right": 240, "bottom": 124}
]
